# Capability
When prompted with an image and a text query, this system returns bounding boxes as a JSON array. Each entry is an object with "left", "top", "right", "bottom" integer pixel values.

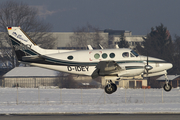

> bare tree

[
  {"left": 67, "top": 23, "right": 108, "bottom": 49},
  {"left": 118, "top": 33, "right": 129, "bottom": 48},
  {"left": 0, "top": 1, "right": 56, "bottom": 68}
]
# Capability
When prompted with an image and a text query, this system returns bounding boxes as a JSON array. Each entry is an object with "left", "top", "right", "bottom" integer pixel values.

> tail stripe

[
  {"left": 9, "top": 36, "right": 21, "bottom": 45},
  {"left": 20, "top": 28, "right": 37, "bottom": 45}
]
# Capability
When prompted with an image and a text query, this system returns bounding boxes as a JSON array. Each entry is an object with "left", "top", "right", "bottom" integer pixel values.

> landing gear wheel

[
  {"left": 105, "top": 85, "right": 113, "bottom": 94},
  {"left": 111, "top": 83, "right": 117, "bottom": 92},
  {"left": 163, "top": 83, "right": 172, "bottom": 92},
  {"left": 104, "top": 83, "right": 117, "bottom": 94}
]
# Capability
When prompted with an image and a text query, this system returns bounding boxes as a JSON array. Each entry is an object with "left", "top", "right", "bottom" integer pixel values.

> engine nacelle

[{"left": 142, "top": 70, "right": 167, "bottom": 77}]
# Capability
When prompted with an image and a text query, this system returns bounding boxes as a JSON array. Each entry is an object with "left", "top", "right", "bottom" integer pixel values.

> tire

[
  {"left": 104, "top": 83, "right": 117, "bottom": 94},
  {"left": 111, "top": 83, "right": 117, "bottom": 92},
  {"left": 163, "top": 83, "right": 172, "bottom": 92},
  {"left": 105, "top": 85, "right": 113, "bottom": 94}
]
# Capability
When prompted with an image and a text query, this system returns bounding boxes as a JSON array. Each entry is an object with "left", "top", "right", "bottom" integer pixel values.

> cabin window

[
  {"left": 109, "top": 53, "right": 115, "bottom": 58},
  {"left": 94, "top": 53, "right": 100, "bottom": 59},
  {"left": 67, "top": 55, "right": 73, "bottom": 60},
  {"left": 122, "top": 52, "right": 129, "bottom": 57},
  {"left": 102, "top": 53, "right": 107, "bottom": 59}
]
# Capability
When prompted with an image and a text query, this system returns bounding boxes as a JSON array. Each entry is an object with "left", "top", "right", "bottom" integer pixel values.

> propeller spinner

[{"left": 145, "top": 53, "right": 153, "bottom": 75}]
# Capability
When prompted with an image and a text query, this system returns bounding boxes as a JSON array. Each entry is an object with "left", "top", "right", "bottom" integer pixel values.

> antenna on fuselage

[
  {"left": 99, "top": 44, "right": 103, "bottom": 49},
  {"left": 115, "top": 44, "right": 119, "bottom": 49},
  {"left": 87, "top": 45, "right": 93, "bottom": 50}
]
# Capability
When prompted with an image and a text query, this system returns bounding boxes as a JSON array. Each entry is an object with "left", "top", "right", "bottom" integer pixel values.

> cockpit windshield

[{"left": 131, "top": 50, "right": 139, "bottom": 57}]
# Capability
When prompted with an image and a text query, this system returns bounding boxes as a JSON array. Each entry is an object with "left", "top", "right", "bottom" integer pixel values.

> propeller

[{"left": 144, "top": 51, "right": 153, "bottom": 76}]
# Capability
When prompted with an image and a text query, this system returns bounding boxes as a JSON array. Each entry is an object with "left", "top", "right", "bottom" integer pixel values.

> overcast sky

[{"left": 1, "top": 0, "right": 180, "bottom": 37}]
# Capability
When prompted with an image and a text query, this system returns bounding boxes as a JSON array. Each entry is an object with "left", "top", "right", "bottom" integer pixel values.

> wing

[{"left": 91, "top": 61, "right": 125, "bottom": 79}]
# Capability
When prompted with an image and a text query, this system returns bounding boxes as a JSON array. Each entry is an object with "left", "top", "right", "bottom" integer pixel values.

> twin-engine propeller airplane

[{"left": 7, "top": 27, "right": 173, "bottom": 94}]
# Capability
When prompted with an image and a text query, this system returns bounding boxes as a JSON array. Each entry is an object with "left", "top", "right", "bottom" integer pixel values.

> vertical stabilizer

[
  {"left": 7, "top": 27, "right": 37, "bottom": 47},
  {"left": 7, "top": 27, "right": 73, "bottom": 62},
  {"left": 7, "top": 27, "right": 40, "bottom": 61}
]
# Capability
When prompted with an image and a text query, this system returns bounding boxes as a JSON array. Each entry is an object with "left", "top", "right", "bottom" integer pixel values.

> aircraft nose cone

[{"left": 166, "top": 63, "right": 173, "bottom": 70}]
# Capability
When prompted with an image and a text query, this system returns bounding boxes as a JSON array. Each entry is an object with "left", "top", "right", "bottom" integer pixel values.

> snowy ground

[{"left": 0, "top": 87, "right": 180, "bottom": 114}]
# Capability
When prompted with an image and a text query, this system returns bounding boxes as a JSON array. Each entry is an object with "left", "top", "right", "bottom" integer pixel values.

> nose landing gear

[
  {"left": 104, "top": 80, "right": 117, "bottom": 94},
  {"left": 163, "top": 74, "right": 172, "bottom": 92}
]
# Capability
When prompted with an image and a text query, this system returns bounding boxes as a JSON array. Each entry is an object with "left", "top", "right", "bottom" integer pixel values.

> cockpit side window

[
  {"left": 131, "top": 50, "right": 139, "bottom": 57},
  {"left": 122, "top": 52, "right": 129, "bottom": 57}
]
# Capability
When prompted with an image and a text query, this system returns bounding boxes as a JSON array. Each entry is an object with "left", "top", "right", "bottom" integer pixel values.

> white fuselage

[{"left": 27, "top": 48, "right": 173, "bottom": 78}]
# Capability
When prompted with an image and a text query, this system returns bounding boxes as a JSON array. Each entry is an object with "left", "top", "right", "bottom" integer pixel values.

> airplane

[{"left": 6, "top": 27, "right": 173, "bottom": 94}]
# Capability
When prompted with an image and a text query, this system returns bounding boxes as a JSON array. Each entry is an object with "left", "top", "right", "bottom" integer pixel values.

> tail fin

[{"left": 7, "top": 27, "right": 40, "bottom": 61}]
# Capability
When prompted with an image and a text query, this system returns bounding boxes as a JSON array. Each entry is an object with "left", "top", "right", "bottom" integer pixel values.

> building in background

[
  {"left": 51, "top": 29, "right": 145, "bottom": 50},
  {"left": 3, "top": 67, "right": 59, "bottom": 88},
  {"left": 2, "top": 67, "right": 101, "bottom": 88},
  {"left": 104, "top": 29, "right": 145, "bottom": 49},
  {"left": 156, "top": 75, "right": 180, "bottom": 88},
  {"left": 2, "top": 66, "right": 147, "bottom": 88},
  {"left": 101, "top": 76, "right": 147, "bottom": 89}
]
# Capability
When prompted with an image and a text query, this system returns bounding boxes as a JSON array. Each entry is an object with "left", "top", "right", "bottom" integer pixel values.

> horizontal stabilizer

[{"left": 22, "top": 55, "right": 44, "bottom": 62}]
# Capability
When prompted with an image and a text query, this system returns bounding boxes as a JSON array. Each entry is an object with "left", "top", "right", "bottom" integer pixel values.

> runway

[{"left": 1, "top": 114, "right": 180, "bottom": 120}]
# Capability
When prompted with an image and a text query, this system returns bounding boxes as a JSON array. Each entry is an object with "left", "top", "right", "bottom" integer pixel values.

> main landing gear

[
  {"left": 104, "top": 80, "right": 117, "bottom": 94},
  {"left": 163, "top": 74, "right": 172, "bottom": 92}
]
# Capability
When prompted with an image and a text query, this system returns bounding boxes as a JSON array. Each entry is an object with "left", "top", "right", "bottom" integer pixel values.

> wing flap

[{"left": 91, "top": 61, "right": 123, "bottom": 79}]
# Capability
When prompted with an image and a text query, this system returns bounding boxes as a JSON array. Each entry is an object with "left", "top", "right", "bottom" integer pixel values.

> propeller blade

[
  {"left": 146, "top": 51, "right": 149, "bottom": 76},
  {"left": 147, "top": 51, "right": 148, "bottom": 65},
  {"left": 146, "top": 69, "right": 149, "bottom": 76},
  {"left": 145, "top": 51, "right": 153, "bottom": 77}
]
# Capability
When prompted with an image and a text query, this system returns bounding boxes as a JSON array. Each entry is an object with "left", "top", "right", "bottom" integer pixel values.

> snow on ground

[{"left": 0, "top": 87, "right": 180, "bottom": 114}]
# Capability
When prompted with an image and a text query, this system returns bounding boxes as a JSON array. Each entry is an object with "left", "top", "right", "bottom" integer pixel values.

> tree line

[{"left": 135, "top": 24, "right": 179, "bottom": 75}]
